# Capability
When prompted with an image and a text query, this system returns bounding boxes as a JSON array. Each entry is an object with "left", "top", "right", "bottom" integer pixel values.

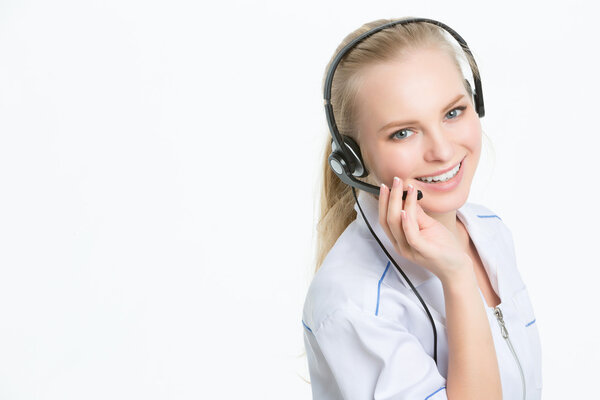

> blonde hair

[{"left": 314, "top": 18, "right": 481, "bottom": 272}]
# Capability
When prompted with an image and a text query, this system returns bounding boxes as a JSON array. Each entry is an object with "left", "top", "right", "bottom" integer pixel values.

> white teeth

[{"left": 416, "top": 162, "right": 461, "bottom": 183}]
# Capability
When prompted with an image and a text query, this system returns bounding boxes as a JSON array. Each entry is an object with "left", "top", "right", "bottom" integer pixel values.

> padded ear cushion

[
  {"left": 330, "top": 135, "right": 368, "bottom": 178},
  {"left": 341, "top": 136, "right": 368, "bottom": 178},
  {"left": 464, "top": 79, "right": 474, "bottom": 100}
]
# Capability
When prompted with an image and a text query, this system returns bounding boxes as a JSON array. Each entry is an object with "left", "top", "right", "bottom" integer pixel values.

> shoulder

[{"left": 303, "top": 220, "right": 393, "bottom": 333}]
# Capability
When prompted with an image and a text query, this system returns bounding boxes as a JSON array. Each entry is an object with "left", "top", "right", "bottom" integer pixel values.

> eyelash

[{"left": 389, "top": 106, "right": 467, "bottom": 141}]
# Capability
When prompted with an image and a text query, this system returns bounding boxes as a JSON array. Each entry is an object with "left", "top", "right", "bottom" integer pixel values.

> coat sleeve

[{"left": 313, "top": 304, "right": 448, "bottom": 400}]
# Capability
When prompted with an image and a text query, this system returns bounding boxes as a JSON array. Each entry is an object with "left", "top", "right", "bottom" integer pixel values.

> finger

[
  {"left": 387, "top": 177, "right": 410, "bottom": 254},
  {"left": 401, "top": 183, "right": 420, "bottom": 248},
  {"left": 414, "top": 197, "right": 436, "bottom": 230},
  {"left": 414, "top": 202, "right": 428, "bottom": 230},
  {"left": 378, "top": 183, "right": 394, "bottom": 242}
]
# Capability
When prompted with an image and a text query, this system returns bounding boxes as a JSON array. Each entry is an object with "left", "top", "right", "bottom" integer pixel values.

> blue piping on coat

[{"left": 375, "top": 261, "right": 391, "bottom": 316}]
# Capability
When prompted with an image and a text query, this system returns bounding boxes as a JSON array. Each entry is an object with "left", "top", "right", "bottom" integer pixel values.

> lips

[
  {"left": 417, "top": 157, "right": 465, "bottom": 179},
  {"left": 412, "top": 157, "right": 465, "bottom": 192}
]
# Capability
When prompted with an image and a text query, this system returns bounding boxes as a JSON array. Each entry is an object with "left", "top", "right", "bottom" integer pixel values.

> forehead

[{"left": 355, "top": 47, "right": 465, "bottom": 127}]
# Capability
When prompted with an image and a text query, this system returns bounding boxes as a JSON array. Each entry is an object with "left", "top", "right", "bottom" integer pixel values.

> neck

[
  {"left": 429, "top": 209, "right": 459, "bottom": 235},
  {"left": 426, "top": 208, "right": 470, "bottom": 250}
]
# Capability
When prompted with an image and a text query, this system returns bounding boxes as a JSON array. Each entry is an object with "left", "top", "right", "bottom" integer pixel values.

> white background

[{"left": 0, "top": 0, "right": 597, "bottom": 398}]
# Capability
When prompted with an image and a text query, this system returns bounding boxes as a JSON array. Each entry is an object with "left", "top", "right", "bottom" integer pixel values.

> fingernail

[
  {"left": 408, "top": 184, "right": 414, "bottom": 193},
  {"left": 401, "top": 210, "right": 406, "bottom": 220},
  {"left": 393, "top": 177, "right": 400, "bottom": 187},
  {"left": 380, "top": 183, "right": 388, "bottom": 191}
]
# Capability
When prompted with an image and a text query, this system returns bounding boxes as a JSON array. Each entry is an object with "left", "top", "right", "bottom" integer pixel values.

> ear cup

[
  {"left": 329, "top": 135, "right": 368, "bottom": 178},
  {"left": 464, "top": 79, "right": 484, "bottom": 117},
  {"left": 464, "top": 79, "right": 475, "bottom": 101}
]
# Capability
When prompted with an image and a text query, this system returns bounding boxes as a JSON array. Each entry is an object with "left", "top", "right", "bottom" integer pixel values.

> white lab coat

[{"left": 302, "top": 190, "right": 542, "bottom": 399}]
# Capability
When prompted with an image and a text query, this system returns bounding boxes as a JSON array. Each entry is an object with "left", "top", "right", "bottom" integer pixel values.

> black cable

[{"left": 351, "top": 187, "right": 438, "bottom": 365}]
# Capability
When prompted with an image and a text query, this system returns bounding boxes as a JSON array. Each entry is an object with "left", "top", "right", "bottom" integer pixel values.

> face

[{"left": 355, "top": 47, "right": 482, "bottom": 215}]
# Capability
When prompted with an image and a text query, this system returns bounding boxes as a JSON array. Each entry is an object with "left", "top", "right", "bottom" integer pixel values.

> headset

[{"left": 323, "top": 17, "right": 485, "bottom": 365}]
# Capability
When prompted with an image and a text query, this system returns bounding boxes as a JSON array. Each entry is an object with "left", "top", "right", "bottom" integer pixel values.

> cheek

[
  {"left": 461, "top": 117, "right": 482, "bottom": 152},
  {"left": 366, "top": 145, "right": 416, "bottom": 185}
]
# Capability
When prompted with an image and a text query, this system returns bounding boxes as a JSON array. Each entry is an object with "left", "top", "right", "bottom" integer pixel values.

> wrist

[{"left": 439, "top": 257, "right": 476, "bottom": 289}]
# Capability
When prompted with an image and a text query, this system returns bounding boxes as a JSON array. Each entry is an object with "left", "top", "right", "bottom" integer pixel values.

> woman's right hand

[{"left": 378, "top": 176, "right": 472, "bottom": 282}]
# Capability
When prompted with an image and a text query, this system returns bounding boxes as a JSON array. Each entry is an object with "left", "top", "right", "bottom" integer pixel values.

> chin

[{"left": 419, "top": 187, "right": 470, "bottom": 215}]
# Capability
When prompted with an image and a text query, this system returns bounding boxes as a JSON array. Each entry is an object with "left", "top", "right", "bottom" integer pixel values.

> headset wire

[{"left": 351, "top": 187, "right": 439, "bottom": 365}]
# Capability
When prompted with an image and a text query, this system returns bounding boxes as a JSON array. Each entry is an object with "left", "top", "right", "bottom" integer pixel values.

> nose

[{"left": 422, "top": 125, "right": 455, "bottom": 162}]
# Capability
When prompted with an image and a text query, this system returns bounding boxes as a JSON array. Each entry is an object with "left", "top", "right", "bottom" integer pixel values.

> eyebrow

[{"left": 377, "top": 94, "right": 466, "bottom": 134}]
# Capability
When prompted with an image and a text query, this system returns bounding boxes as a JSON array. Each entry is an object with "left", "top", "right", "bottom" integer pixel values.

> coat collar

[{"left": 352, "top": 190, "right": 501, "bottom": 293}]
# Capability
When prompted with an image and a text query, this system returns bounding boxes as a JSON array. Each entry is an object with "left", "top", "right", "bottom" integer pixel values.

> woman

[{"left": 302, "top": 18, "right": 542, "bottom": 399}]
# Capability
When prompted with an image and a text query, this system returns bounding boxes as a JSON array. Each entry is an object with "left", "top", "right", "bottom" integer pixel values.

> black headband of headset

[{"left": 324, "top": 18, "right": 484, "bottom": 196}]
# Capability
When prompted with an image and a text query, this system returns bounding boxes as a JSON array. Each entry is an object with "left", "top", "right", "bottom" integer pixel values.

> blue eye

[
  {"left": 390, "top": 128, "right": 415, "bottom": 140},
  {"left": 445, "top": 106, "right": 466, "bottom": 120}
]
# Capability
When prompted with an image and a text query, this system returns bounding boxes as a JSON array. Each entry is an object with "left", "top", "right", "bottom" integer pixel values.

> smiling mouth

[{"left": 415, "top": 160, "right": 463, "bottom": 183}]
